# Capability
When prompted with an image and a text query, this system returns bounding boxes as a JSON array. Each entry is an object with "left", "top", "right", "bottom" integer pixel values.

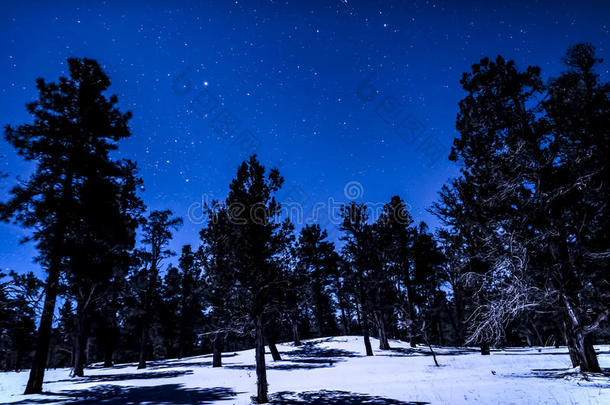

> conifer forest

[{"left": 1, "top": 1, "right": 609, "bottom": 404}]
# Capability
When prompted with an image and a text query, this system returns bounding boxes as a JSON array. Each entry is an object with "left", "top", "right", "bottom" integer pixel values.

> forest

[{"left": 0, "top": 43, "right": 609, "bottom": 403}]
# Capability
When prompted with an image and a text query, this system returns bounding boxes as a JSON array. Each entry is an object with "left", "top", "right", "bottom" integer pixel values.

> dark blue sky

[{"left": 1, "top": 0, "right": 609, "bottom": 275}]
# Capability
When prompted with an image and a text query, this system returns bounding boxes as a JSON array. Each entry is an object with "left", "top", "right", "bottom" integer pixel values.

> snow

[{"left": 1, "top": 336, "right": 608, "bottom": 404}]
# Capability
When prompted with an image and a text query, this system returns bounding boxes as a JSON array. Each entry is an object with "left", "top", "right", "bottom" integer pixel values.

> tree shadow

[
  {"left": 530, "top": 367, "right": 610, "bottom": 378},
  {"left": 222, "top": 340, "right": 361, "bottom": 371},
  {"left": 88, "top": 363, "right": 133, "bottom": 370},
  {"left": 47, "top": 370, "right": 192, "bottom": 384},
  {"left": 226, "top": 340, "right": 362, "bottom": 371},
  {"left": 146, "top": 360, "right": 212, "bottom": 370},
  {"left": 488, "top": 347, "right": 568, "bottom": 355},
  {"left": 504, "top": 367, "right": 610, "bottom": 388},
  {"left": 269, "top": 390, "right": 429, "bottom": 404},
  {"left": 225, "top": 361, "right": 333, "bottom": 371},
  {"left": 87, "top": 353, "right": 239, "bottom": 371},
  {"left": 491, "top": 349, "right": 610, "bottom": 356},
  {"left": 12, "top": 384, "right": 238, "bottom": 404},
  {"left": 286, "top": 341, "right": 361, "bottom": 359},
  {"left": 380, "top": 347, "right": 478, "bottom": 357}
]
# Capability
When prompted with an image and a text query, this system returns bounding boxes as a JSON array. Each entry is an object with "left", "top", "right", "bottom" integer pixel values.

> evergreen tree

[
  {"left": 200, "top": 205, "right": 235, "bottom": 368},
  {"left": 56, "top": 299, "right": 76, "bottom": 367},
  {"left": 160, "top": 265, "right": 182, "bottom": 358},
  {"left": 375, "top": 196, "right": 415, "bottom": 347},
  {"left": 410, "top": 223, "right": 446, "bottom": 346},
  {"left": 135, "top": 210, "right": 182, "bottom": 369},
  {"left": 66, "top": 159, "right": 143, "bottom": 376},
  {"left": 0, "top": 271, "right": 42, "bottom": 371},
  {"left": 176, "top": 245, "right": 203, "bottom": 358},
  {"left": 435, "top": 44, "right": 610, "bottom": 369},
  {"left": 540, "top": 43, "right": 610, "bottom": 371},
  {"left": 339, "top": 202, "right": 375, "bottom": 356},
  {"left": 432, "top": 179, "right": 494, "bottom": 352},
  {"left": 223, "top": 155, "right": 287, "bottom": 403},
  {"left": 157, "top": 245, "right": 203, "bottom": 360},
  {"left": 294, "top": 224, "right": 339, "bottom": 338},
  {"left": 1, "top": 58, "right": 134, "bottom": 393}
]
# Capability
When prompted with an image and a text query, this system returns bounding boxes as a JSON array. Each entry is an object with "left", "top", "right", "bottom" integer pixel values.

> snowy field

[{"left": 1, "top": 336, "right": 608, "bottom": 404}]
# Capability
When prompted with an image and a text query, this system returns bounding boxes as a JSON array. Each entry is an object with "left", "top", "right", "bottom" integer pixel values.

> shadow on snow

[
  {"left": 225, "top": 340, "right": 362, "bottom": 371},
  {"left": 12, "top": 384, "right": 238, "bottom": 404},
  {"left": 225, "top": 361, "right": 334, "bottom": 371},
  {"left": 286, "top": 341, "right": 361, "bottom": 359},
  {"left": 269, "top": 390, "right": 429, "bottom": 404},
  {"left": 46, "top": 370, "right": 193, "bottom": 384},
  {"left": 379, "top": 347, "right": 479, "bottom": 357}
]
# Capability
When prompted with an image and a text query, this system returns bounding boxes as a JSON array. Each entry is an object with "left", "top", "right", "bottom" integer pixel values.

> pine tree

[
  {"left": 0, "top": 271, "right": 42, "bottom": 371},
  {"left": 435, "top": 44, "right": 610, "bottom": 369},
  {"left": 432, "top": 179, "right": 494, "bottom": 351},
  {"left": 223, "top": 155, "right": 286, "bottom": 403},
  {"left": 410, "top": 223, "right": 445, "bottom": 346},
  {"left": 157, "top": 246, "right": 203, "bottom": 360},
  {"left": 177, "top": 245, "right": 203, "bottom": 358},
  {"left": 1, "top": 58, "right": 133, "bottom": 393},
  {"left": 540, "top": 43, "right": 610, "bottom": 371},
  {"left": 294, "top": 224, "right": 340, "bottom": 338},
  {"left": 160, "top": 265, "right": 182, "bottom": 358},
  {"left": 66, "top": 159, "right": 143, "bottom": 376},
  {"left": 375, "top": 196, "right": 415, "bottom": 347},
  {"left": 200, "top": 204, "right": 234, "bottom": 368},
  {"left": 56, "top": 299, "right": 76, "bottom": 367},
  {"left": 136, "top": 210, "right": 182, "bottom": 369},
  {"left": 339, "top": 202, "right": 375, "bottom": 356}
]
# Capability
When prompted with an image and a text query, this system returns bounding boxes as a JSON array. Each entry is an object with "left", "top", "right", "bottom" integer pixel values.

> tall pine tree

[{"left": 1, "top": 58, "right": 134, "bottom": 393}]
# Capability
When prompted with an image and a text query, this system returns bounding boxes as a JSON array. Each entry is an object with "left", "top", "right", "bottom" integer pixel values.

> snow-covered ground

[{"left": 1, "top": 336, "right": 608, "bottom": 404}]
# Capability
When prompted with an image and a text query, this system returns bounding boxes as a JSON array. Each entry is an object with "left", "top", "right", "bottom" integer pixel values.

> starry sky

[{"left": 1, "top": 0, "right": 609, "bottom": 276}]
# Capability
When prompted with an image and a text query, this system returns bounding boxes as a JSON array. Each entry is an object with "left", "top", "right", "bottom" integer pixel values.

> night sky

[{"left": 1, "top": 0, "right": 609, "bottom": 276}]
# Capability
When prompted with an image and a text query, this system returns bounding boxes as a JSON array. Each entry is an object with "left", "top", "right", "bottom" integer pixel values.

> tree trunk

[
  {"left": 24, "top": 168, "right": 74, "bottom": 394},
  {"left": 292, "top": 321, "right": 301, "bottom": 346},
  {"left": 254, "top": 314, "right": 268, "bottom": 403},
  {"left": 15, "top": 349, "right": 22, "bottom": 372},
  {"left": 212, "top": 334, "right": 222, "bottom": 367},
  {"left": 565, "top": 322, "right": 601, "bottom": 372},
  {"left": 427, "top": 341, "right": 439, "bottom": 367},
  {"left": 361, "top": 303, "right": 374, "bottom": 356},
  {"left": 24, "top": 258, "right": 61, "bottom": 394},
  {"left": 553, "top": 323, "right": 562, "bottom": 348},
  {"left": 374, "top": 312, "right": 390, "bottom": 350},
  {"left": 178, "top": 292, "right": 188, "bottom": 359},
  {"left": 103, "top": 347, "right": 113, "bottom": 368},
  {"left": 72, "top": 309, "right": 87, "bottom": 377},
  {"left": 178, "top": 335, "right": 185, "bottom": 359},
  {"left": 480, "top": 342, "right": 490, "bottom": 355},
  {"left": 452, "top": 287, "right": 465, "bottom": 345},
  {"left": 138, "top": 271, "right": 153, "bottom": 370},
  {"left": 340, "top": 305, "right": 349, "bottom": 335},
  {"left": 85, "top": 336, "right": 93, "bottom": 368},
  {"left": 409, "top": 336, "right": 417, "bottom": 348},
  {"left": 267, "top": 336, "right": 282, "bottom": 361},
  {"left": 137, "top": 323, "right": 148, "bottom": 369},
  {"left": 404, "top": 268, "right": 418, "bottom": 348},
  {"left": 335, "top": 278, "right": 350, "bottom": 335},
  {"left": 313, "top": 284, "right": 323, "bottom": 336},
  {"left": 563, "top": 295, "right": 601, "bottom": 372},
  {"left": 436, "top": 319, "right": 445, "bottom": 346}
]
